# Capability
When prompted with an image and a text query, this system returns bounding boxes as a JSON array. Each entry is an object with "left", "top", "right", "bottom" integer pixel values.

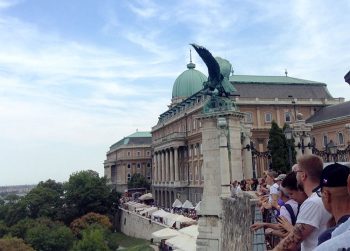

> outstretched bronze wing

[{"left": 190, "top": 43, "right": 221, "bottom": 89}]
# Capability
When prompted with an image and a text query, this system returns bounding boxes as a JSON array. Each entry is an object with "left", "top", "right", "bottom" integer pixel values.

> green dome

[{"left": 172, "top": 62, "right": 207, "bottom": 98}]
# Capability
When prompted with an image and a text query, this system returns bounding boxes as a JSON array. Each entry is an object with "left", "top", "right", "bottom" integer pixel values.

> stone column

[
  {"left": 170, "top": 148, "right": 174, "bottom": 182},
  {"left": 242, "top": 124, "right": 253, "bottom": 179},
  {"left": 153, "top": 154, "right": 157, "bottom": 182},
  {"left": 157, "top": 152, "right": 161, "bottom": 182},
  {"left": 227, "top": 116, "right": 245, "bottom": 182},
  {"left": 174, "top": 147, "right": 179, "bottom": 181},
  {"left": 161, "top": 151, "right": 165, "bottom": 182},
  {"left": 165, "top": 150, "right": 169, "bottom": 181}
]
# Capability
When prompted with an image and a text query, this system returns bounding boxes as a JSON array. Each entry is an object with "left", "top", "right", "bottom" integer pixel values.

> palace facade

[
  {"left": 104, "top": 58, "right": 349, "bottom": 208},
  {"left": 151, "top": 60, "right": 345, "bottom": 208},
  {"left": 104, "top": 131, "right": 152, "bottom": 193}
]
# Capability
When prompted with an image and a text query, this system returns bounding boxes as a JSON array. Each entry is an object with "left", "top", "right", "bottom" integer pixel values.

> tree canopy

[{"left": 127, "top": 173, "right": 151, "bottom": 190}]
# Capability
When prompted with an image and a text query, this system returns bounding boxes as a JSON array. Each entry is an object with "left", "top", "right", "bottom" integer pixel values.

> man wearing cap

[
  {"left": 315, "top": 163, "right": 350, "bottom": 245},
  {"left": 273, "top": 154, "right": 331, "bottom": 251}
]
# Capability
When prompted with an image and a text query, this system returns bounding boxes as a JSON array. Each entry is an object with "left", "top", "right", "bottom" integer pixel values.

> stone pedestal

[
  {"left": 292, "top": 119, "right": 313, "bottom": 159},
  {"left": 195, "top": 110, "right": 245, "bottom": 251}
]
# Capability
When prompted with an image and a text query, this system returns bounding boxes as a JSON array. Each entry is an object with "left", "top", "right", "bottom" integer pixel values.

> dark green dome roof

[{"left": 172, "top": 62, "right": 207, "bottom": 98}]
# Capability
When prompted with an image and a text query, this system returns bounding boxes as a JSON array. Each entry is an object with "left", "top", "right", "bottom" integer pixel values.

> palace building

[
  {"left": 151, "top": 59, "right": 346, "bottom": 208},
  {"left": 104, "top": 131, "right": 152, "bottom": 193},
  {"left": 104, "top": 56, "right": 349, "bottom": 208}
]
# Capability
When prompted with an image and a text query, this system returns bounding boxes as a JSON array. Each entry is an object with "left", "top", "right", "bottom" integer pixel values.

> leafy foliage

[
  {"left": 25, "top": 218, "right": 74, "bottom": 251},
  {"left": 9, "top": 218, "right": 37, "bottom": 240},
  {"left": 70, "top": 227, "right": 111, "bottom": 251},
  {"left": 64, "top": 170, "right": 111, "bottom": 222},
  {"left": 0, "top": 237, "right": 34, "bottom": 251},
  {"left": 127, "top": 173, "right": 151, "bottom": 190},
  {"left": 70, "top": 212, "right": 112, "bottom": 237},
  {"left": 24, "top": 180, "right": 64, "bottom": 220}
]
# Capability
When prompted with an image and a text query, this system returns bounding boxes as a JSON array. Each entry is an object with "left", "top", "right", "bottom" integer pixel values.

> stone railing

[
  {"left": 221, "top": 193, "right": 267, "bottom": 251},
  {"left": 252, "top": 205, "right": 267, "bottom": 251}
]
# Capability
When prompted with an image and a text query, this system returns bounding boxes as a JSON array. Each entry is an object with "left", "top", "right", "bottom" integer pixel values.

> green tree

[
  {"left": 9, "top": 218, "right": 38, "bottom": 240},
  {"left": 0, "top": 199, "right": 28, "bottom": 226},
  {"left": 267, "top": 121, "right": 290, "bottom": 173},
  {"left": 24, "top": 180, "right": 64, "bottom": 220},
  {"left": 64, "top": 170, "right": 111, "bottom": 223},
  {"left": 0, "top": 237, "right": 34, "bottom": 251},
  {"left": 127, "top": 173, "right": 151, "bottom": 190},
  {"left": 25, "top": 218, "right": 74, "bottom": 251},
  {"left": 71, "top": 227, "right": 111, "bottom": 251}
]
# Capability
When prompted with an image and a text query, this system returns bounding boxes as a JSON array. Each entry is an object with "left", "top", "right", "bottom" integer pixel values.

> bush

[
  {"left": 71, "top": 227, "right": 110, "bottom": 251},
  {"left": 0, "top": 237, "right": 34, "bottom": 251},
  {"left": 70, "top": 212, "right": 112, "bottom": 237},
  {"left": 25, "top": 219, "right": 74, "bottom": 251}
]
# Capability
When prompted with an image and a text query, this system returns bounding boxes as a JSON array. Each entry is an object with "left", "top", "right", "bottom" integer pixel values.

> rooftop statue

[{"left": 190, "top": 43, "right": 237, "bottom": 97}]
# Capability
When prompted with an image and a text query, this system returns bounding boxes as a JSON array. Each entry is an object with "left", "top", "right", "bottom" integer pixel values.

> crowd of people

[{"left": 249, "top": 154, "right": 350, "bottom": 251}]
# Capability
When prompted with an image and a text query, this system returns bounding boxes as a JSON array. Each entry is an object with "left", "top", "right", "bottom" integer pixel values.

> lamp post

[
  {"left": 284, "top": 127, "right": 293, "bottom": 170},
  {"left": 296, "top": 132, "right": 314, "bottom": 154}
]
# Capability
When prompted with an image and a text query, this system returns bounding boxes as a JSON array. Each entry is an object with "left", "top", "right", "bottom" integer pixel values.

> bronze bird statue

[{"left": 190, "top": 43, "right": 236, "bottom": 97}]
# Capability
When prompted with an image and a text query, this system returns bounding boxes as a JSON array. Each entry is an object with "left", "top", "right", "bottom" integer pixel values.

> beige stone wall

[
  {"left": 311, "top": 118, "right": 350, "bottom": 149},
  {"left": 119, "top": 208, "right": 166, "bottom": 240},
  {"left": 104, "top": 145, "right": 152, "bottom": 190},
  {"left": 222, "top": 194, "right": 254, "bottom": 251}
]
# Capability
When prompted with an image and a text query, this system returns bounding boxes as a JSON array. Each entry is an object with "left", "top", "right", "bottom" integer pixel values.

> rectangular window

[
  {"left": 285, "top": 112, "right": 291, "bottom": 123},
  {"left": 127, "top": 151, "right": 131, "bottom": 157},
  {"left": 137, "top": 163, "right": 141, "bottom": 169},
  {"left": 245, "top": 112, "right": 253, "bottom": 123},
  {"left": 323, "top": 135, "right": 328, "bottom": 147},
  {"left": 265, "top": 113, "right": 272, "bottom": 123},
  {"left": 137, "top": 151, "right": 141, "bottom": 157}
]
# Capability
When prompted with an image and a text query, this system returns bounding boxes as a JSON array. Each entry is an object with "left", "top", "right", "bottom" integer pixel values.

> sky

[{"left": 0, "top": 0, "right": 349, "bottom": 186}]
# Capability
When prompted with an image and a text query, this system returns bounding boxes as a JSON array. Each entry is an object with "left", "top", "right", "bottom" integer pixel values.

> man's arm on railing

[{"left": 272, "top": 223, "right": 315, "bottom": 251}]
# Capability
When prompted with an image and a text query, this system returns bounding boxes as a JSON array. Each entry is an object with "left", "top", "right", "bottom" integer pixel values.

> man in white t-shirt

[{"left": 273, "top": 154, "right": 331, "bottom": 251}]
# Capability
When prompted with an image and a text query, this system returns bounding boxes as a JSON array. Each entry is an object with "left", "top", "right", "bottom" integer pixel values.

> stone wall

[
  {"left": 119, "top": 208, "right": 167, "bottom": 240},
  {"left": 221, "top": 193, "right": 255, "bottom": 251}
]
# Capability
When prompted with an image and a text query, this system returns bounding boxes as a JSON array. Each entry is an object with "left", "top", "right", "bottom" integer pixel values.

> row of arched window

[
  {"left": 245, "top": 112, "right": 293, "bottom": 124},
  {"left": 318, "top": 132, "right": 345, "bottom": 147}
]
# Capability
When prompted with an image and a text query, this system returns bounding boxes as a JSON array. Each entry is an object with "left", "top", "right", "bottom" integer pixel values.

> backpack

[{"left": 283, "top": 203, "right": 300, "bottom": 225}]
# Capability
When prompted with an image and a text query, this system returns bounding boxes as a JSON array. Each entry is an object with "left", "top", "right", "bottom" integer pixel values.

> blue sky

[{"left": 0, "top": 0, "right": 349, "bottom": 185}]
